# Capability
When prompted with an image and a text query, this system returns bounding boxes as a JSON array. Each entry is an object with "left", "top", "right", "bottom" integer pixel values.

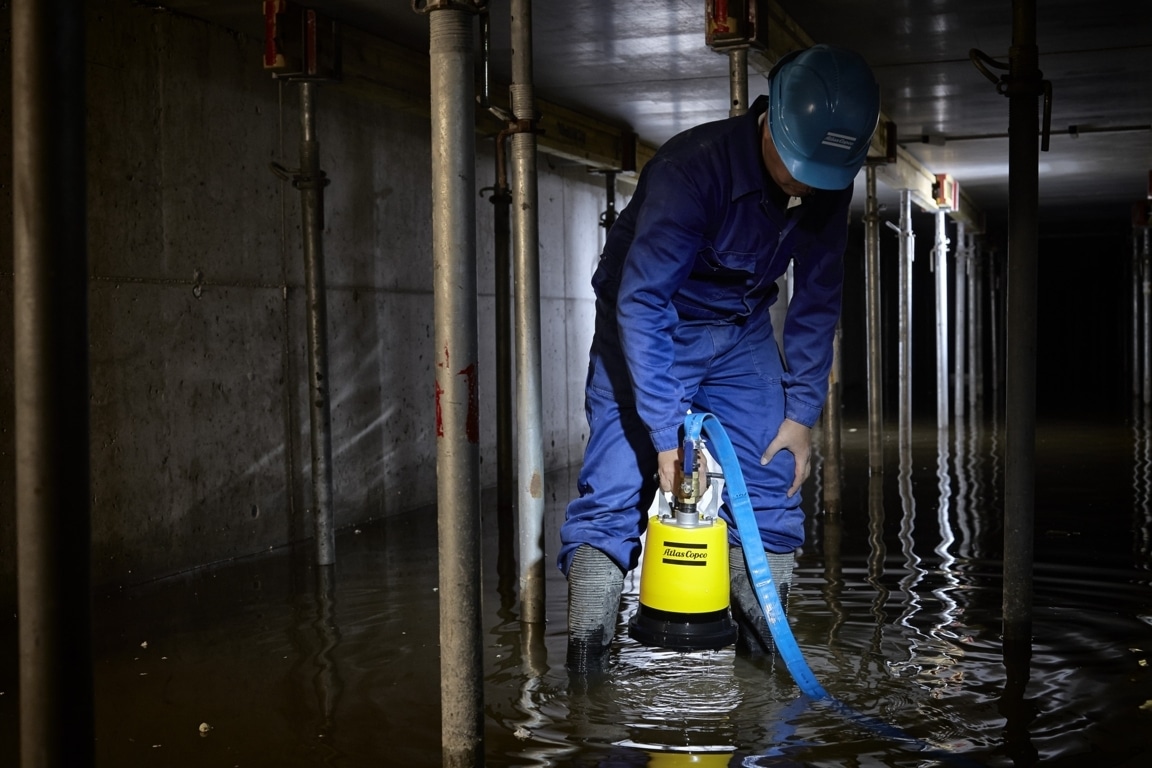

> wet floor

[{"left": 3, "top": 412, "right": 1152, "bottom": 766}]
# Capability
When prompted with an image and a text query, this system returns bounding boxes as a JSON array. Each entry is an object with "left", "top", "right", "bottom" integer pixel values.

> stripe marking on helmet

[{"left": 821, "top": 131, "right": 856, "bottom": 150}]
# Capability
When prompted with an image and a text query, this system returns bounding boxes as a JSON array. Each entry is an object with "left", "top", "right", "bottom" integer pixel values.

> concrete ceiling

[{"left": 173, "top": 1, "right": 1152, "bottom": 234}]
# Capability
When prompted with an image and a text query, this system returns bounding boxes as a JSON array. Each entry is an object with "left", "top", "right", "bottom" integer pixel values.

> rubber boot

[
  {"left": 729, "top": 546, "right": 794, "bottom": 656},
  {"left": 566, "top": 544, "right": 624, "bottom": 677}
]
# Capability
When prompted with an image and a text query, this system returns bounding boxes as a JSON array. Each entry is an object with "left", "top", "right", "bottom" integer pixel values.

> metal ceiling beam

[
  {"left": 870, "top": 139, "right": 987, "bottom": 234},
  {"left": 748, "top": 1, "right": 816, "bottom": 74}
]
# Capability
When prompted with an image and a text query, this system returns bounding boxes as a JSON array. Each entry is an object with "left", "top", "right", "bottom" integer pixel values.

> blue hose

[
  {"left": 684, "top": 412, "right": 986, "bottom": 766},
  {"left": 683, "top": 412, "right": 827, "bottom": 698}
]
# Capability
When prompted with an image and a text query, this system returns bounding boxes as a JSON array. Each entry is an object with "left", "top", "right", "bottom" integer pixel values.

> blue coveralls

[{"left": 558, "top": 94, "right": 851, "bottom": 576}]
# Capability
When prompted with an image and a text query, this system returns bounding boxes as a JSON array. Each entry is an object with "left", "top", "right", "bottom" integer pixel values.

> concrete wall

[{"left": 0, "top": 0, "right": 611, "bottom": 597}]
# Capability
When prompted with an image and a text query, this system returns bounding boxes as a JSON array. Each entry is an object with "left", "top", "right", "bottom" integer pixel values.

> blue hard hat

[{"left": 768, "top": 45, "right": 881, "bottom": 190}]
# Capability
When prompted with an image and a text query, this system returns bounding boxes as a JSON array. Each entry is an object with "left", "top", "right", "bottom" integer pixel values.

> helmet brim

[{"left": 777, "top": 151, "right": 863, "bottom": 191}]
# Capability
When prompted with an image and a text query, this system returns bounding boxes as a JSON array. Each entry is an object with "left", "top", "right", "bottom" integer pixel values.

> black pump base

[{"left": 628, "top": 604, "right": 737, "bottom": 651}]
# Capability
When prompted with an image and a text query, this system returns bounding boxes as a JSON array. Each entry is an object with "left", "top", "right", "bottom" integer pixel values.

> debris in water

[
  {"left": 199, "top": 722, "right": 212, "bottom": 735},
  {"left": 513, "top": 726, "right": 531, "bottom": 740}
]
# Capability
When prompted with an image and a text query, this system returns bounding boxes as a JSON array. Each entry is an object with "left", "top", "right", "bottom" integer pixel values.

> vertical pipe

[
  {"left": 601, "top": 171, "right": 618, "bottom": 231},
  {"left": 429, "top": 9, "right": 484, "bottom": 766},
  {"left": 510, "top": 0, "right": 547, "bottom": 625},
  {"left": 863, "top": 165, "right": 883, "bottom": 472},
  {"left": 492, "top": 142, "right": 516, "bottom": 585},
  {"left": 968, "top": 236, "right": 981, "bottom": 414},
  {"left": 822, "top": 321, "right": 843, "bottom": 511},
  {"left": 298, "top": 81, "right": 336, "bottom": 566},
  {"left": 989, "top": 250, "right": 1002, "bottom": 404},
  {"left": 933, "top": 210, "right": 950, "bottom": 430},
  {"left": 1003, "top": 0, "right": 1039, "bottom": 647},
  {"left": 1132, "top": 230, "right": 1141, "bottom": 399},
  {"left": 1138, "top": 227, "right": 1147, "bottom": 405},
  {"left": 898, "top": 190, "right": 915, "bottom": 446},
  {"left": 954, "top": 223, "right": 968, "bottom": 420},
  {"left": 13, "top": 2, "right": 94, "bottom": 766},
  {"left": 728, "top": 47, "right": 748, "bottom": 117}
]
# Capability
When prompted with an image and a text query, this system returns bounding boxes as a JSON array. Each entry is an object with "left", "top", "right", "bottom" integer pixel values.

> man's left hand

[{"left": 759, "top": 418, "right": 811, "bottom": 498}]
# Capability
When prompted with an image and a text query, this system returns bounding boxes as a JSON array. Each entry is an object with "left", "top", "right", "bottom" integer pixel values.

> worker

[{"left": 558, "top": 44, "right": 881, "bottom": 672}]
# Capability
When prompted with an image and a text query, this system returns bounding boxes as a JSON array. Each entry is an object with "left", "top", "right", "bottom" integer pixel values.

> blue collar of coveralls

[{"left": 730, "top": 94, "right": 796, "bottom": 227}]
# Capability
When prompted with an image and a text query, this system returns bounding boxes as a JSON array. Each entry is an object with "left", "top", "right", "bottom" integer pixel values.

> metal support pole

[
  {"left": 1003, "top": 0, "right": 1040, "bottom": 648},
  {"left": 863, "top": 165, "right": 884, "bottom": 472},
  {"left": 511, "top": 0, "right": 547, "bottom": 625},
  {"left": 1133, "top": 230, "right": 1142, "bottom": 400},
  {"left": 13, "top": 2, "right": 94, "bottom": 765},
  {"left": 933, "top": 209, "right": 951, "bottom": 430},
  {"left": 968, "top": 237, "right": 982, "bottom": 415},
  {"left": 990, "top": 249, "right": 1002, "bottom": 404},
  {"left": 728, "top": 47, "right": 748, "bottom": 117},
  {"left": 1144, "top": 228, "right": 1151, "bottom": 404},
  {"left": 428, "top": 7, "right": 484, "bottom": 766},
  {"left": 954, "top": 223, "right": 968, "bottom": 420},
  {"left": 822, "top": 321, "right": 843, "bottom": 512},
  {"left": 600, "top": 171, "right": 618, "bottom": 231},
  {"left": 297, "top": 81, "right": 336, "bottom": 566},
  {"left": 897, "top": 190, "right": 915, "bottom": 445},
  {"left": 491, "top": 138, "right": 515, "bottom": 581}
]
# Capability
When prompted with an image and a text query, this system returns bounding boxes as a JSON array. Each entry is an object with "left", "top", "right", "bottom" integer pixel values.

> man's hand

[
  {"left": 657, "top": 448, "right": 680, "bottom": 494},
  {"left": 760, "top": 418, "right": 811, "bottom": 498}
]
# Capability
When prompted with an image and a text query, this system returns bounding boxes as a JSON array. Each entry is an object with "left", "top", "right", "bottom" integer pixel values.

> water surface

[{"left": 4, "top": 415, "right": 1152, "bottom": 766}]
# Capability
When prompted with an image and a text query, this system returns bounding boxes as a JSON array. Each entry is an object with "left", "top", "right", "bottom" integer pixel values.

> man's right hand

[{"left": 657, "top": 448, "right": 680, "bottom": 494}]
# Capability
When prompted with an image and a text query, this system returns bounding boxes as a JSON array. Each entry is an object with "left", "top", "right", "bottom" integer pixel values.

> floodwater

[{"left": 4, "top": 413, "right": 1152, "bottom": 767}]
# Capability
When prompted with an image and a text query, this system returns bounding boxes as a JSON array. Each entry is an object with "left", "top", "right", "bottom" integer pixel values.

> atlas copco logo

[
  {"left": 821, "top": 131, "right": 857, "bottom": 150},
  {"left": 662, "top": 545, "right": 709, "bottom": 565}
]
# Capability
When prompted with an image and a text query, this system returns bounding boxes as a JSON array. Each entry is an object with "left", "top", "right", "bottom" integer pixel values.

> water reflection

[
  {"left": 33, "top": 418, "right": 1152, "bottom": 768},
  {"left": 482, "top": 416, "right": 1152, "bottom": 766},
  {"left": 285, "top": 559, "right": 345, "bottom": 764},
  {"left": 860, "top": 472, "right": 889, "bottom": 686},
  {"left": 312, "top": 565, "right": 343, "bottom": 750},
  {"left": 1135, "top": 404, "right": 1152, "bottom": 567}
]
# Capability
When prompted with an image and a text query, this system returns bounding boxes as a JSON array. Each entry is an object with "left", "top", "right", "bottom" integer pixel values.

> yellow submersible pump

[{"left": 627, "top": 435, "right": 737, "bottom": 651}]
